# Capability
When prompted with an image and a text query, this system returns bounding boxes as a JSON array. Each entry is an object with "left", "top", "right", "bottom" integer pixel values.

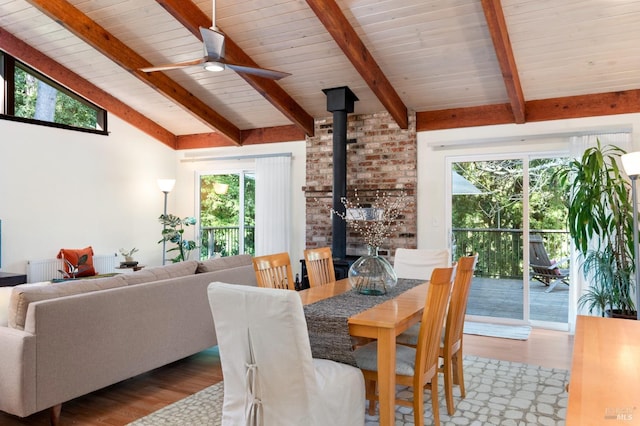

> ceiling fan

[{"left": 140, "top": 0, "right": 290, "bottom": 80}]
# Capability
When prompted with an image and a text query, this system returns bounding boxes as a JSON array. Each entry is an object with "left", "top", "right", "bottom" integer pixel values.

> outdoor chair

[
  {"left": 529, "top": 234, "right": 569, "bottom": 293},
  {"left": 304, "top": 247, "right": 336, "bottom": 287},
  {"left": 207, "top": 283, "right": 365, "bottom": 425},
  {"left": 252, "top": 252, "right": 296, "bottom": 289},
  {"left": 354, "top": 266, "right": 456, "bottom": 426}
]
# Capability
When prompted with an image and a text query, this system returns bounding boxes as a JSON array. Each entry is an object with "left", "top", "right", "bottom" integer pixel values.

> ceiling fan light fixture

[{"left": 204, "top": 61, "right": 225, "bottom": 72}]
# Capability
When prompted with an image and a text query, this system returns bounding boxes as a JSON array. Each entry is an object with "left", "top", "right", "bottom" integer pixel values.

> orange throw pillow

[{"left": 57, "top": 246, "right": 96, "bottom": 278}]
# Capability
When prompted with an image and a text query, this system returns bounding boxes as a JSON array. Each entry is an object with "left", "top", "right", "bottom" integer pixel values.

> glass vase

[{"left": 348, "top": 245, "right": 398, "bottom": 295}]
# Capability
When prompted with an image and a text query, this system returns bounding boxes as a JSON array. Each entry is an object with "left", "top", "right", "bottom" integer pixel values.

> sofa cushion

[
  {"left": 1, "top": 282, "right": 51, "bottom": 327},
  {"left": 57, "top": 246, "right": 96, "bottom": 277},
  {"left": 138, "top": 260, "right": 198, "bottom": 281},
  {"left": 202, "top": 264, "right": 258, "bottom": 287},
  {"left": 0, "top": 287, "right": 12, "bottom": 327},
  {"left": 197, "top": 254, "right": 253, "bottom": 273},
  {"left": 8, "top": 275, "right": 127, "bottom": 330},
  {"left": 119, "top": 270, "right": 158, "bottom": 286}
]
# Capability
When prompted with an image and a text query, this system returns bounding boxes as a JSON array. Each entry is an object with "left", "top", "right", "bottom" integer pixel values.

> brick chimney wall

[{"left": 304, "top": 111, "right": 417, "bottom": 259}]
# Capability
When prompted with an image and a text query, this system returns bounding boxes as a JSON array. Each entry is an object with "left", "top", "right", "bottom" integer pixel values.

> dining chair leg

[
  {"left": 443, "top": 356, "right": 455, "bottom": 415},
  {"left": 430, "top": 381, "right": 441, "bottom": 426},
  {"left": 413, "top": 383, "right": 425, "bottom": 426},
  {"left": 365, "top": 379, "right": 377, "bottom": 415},
  {"left": 454, "top": 350, "right": 466, "bottom": 397}
]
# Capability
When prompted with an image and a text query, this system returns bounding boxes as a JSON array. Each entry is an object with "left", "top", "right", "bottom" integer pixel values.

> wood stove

[{"left": 299, "top": 86, "right": 360, "bottom": 290}]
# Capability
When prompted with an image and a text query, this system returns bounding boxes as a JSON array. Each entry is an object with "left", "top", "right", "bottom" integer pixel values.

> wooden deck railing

[
  {"left": 200, "top": 225, "right": 569, "bottom": 279},
  {"left": 200, "top": 226, "right": 255, "bottom": 258},
  {"left": 452, "top": 228, "right": 569, "bottom": 279}
]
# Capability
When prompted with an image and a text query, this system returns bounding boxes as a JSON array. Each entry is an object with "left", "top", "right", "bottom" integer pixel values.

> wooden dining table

[{"left": 298, "top": 278, "right": 430, "bottom": 426}]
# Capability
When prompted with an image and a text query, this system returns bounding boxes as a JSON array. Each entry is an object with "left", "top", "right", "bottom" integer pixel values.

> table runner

[{"left": 303, "top": 278, "right": 424, "bottom": 366}]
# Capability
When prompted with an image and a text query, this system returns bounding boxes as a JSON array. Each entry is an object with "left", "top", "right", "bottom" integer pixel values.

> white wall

[
  {"left": 5, "top": 109, "right": 640, "bottom": 277},
  {"left": 0, "top": 116, "right": 176, "bottom": 273},
  {"left": 0, "top": 112, "right": 307, "bottom": 277},
  {"left": 417, "top": 113, "right": 640, "bottom": 250},
  {"left": 174, "top": 141, "right": 307, "bottom": 276}
]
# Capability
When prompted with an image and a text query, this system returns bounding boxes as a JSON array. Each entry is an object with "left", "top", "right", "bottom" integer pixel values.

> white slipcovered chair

[
  {"left": 393, "top": 248, "right": 451, "bottom": 280},
  {"left": 207, "top": 282, "right": 366, "bottom": 426}
]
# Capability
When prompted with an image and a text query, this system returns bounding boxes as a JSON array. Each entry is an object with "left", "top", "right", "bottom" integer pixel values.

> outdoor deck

[{"left": 467, "top": 276, "right": 569, "bottom": 323}]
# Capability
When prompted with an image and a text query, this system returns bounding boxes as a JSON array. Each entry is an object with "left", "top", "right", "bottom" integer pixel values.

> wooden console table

[
  {"left": 0, "top": 272, "right": 28, "bottom": 287},
  {"left": 567, "top": 315, "right": 640, "bottom": 424}
]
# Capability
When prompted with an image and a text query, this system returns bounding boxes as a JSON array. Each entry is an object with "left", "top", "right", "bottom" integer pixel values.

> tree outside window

[{"left": 200, "top": 173, "right": 255, "bottom": 258}]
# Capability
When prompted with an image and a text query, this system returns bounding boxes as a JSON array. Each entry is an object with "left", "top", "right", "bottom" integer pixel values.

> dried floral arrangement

[{"left": 332, "top": 189, "right": 408, "bottom": 248}]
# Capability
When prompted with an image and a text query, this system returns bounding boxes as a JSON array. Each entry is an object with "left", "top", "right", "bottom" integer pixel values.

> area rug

[
  {"left": 463, "top": 321, "right": 532, "bottom": 340},
  {"left": 128, "top": 355, "right": 568, "bottom": 426}
]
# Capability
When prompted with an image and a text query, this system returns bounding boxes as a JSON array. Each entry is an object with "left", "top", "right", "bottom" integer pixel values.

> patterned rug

[{"left": 128, "top": 355, "right": 568, "bottom": 426}]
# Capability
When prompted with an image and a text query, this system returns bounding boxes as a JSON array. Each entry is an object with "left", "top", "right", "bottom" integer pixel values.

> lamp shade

[
  {"left": 621, "top": 152, "right": 640, "bottom": 177},
  {"left": 157, "top": 179, "right": 176, "bottom": 193}
]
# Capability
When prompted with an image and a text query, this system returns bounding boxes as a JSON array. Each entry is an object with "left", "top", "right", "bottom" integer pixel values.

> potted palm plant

[{"left": 556, "top": 140, "right": 636, "bottom": 318}]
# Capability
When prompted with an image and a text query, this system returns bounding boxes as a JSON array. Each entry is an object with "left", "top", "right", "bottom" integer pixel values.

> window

[
  {"left": 199, "top": 171, "right": 256, "bottom": 258},
  {"left": 1, "top": 51, "right": 107, "bottom": 134}
]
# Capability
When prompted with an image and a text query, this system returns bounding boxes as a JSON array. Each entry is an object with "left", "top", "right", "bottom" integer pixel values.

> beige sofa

[{"left": 0, "top": 254, "right": 256, "bottom": 423}]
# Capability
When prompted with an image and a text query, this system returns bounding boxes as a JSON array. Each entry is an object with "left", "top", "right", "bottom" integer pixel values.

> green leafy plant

[
  {"left": 158, "top": 214, "right": 198, "bottom": 263},
  {"left": 555, "top": 140, "right": 635, "bottom": 316}
]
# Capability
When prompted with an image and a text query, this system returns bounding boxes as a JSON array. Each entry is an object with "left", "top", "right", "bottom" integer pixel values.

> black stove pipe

[{"left": 322, "top": 86, "right": 358, "bottom": 259}]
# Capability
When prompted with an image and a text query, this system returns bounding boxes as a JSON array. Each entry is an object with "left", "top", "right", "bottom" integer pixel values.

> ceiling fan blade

[
  {"left": 200, "top": 27, "right": 225, "bottom": 60},
  {"left": 140, "top": 58, "right": 206, "bottom": 72},
  {"left": 225, "top": 63, "right": 291, "bottom": 80}
]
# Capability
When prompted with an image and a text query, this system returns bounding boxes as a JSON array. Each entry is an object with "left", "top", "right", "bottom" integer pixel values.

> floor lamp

[
  {"left": 621, "top": 153, "right": 640, "bottom": 320},
  {"left": 158, "top": 179, "right": 176, "bottom": 265}
]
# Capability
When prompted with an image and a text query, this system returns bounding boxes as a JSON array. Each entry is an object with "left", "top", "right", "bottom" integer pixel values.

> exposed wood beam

[
  {"left": 526, "top": 90, "right": 640, "bottom": 122},
  {"left": 0, "top": 27, "right": 177, "bottom": 148},
  {"left": 177, "top": 125, "right": 306, "bottom": 149},
  {"left": 24, "top": 0, "right": 242, "bottom": 146},
  {"left": 305, "top": 0, "right": 409, "bottom": 129},
  {"left": 417, "top": 104, "right": 514, "bottom": 131},
  {"left": 177, "top": 132, "right": 232, "bottom": 149},
  {"left": 416, "top": 90, "right": 640, "bottom": 131},
  {"left": 155, "top": 0, "right": 315, "bottom": 137},
  {"left": 241, "top": 125, "right": 307, "bottom": 146},
  {"left": 481, "top": 0, "right": 526, "bottom": 124}
]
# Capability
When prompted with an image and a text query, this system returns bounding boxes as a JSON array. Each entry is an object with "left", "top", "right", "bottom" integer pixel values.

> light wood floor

[{"left": 0, "top": 327, "right": 573, "bottom": 425}]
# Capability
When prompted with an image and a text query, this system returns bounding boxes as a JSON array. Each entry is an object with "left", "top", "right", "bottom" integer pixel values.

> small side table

[
  {"left": 0, "top": 272, "right": 28, "bottom": 287},
  {"left": 115, "top": 265, "right": 145, "bottom": 274}
]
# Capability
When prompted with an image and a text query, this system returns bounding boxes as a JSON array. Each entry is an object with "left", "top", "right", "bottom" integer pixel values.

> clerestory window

[{"left": 1, "top": 51, "right": 107, "bottom": 134}]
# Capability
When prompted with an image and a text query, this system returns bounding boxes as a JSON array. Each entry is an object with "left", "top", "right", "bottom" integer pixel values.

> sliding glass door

[
  {"left": 527, "top": 158, "right": 571, "bottom": 322},
  {"left": 198, "top": 171, "right": 255, "bottom": 258},
  {"left": 450, "top": 155, "right": 569, "bottom": 326}
]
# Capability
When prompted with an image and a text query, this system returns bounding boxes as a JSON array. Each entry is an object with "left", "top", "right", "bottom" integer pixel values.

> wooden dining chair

[
  {"left": 396, "top": 254, "right": 478, "bottom": 415},
  {"left": 252, "top": 252, "right": 295, "bottom": 290},
  {"left": 303, "top": 247, "right": 335, "bottom": 287},
  {"left": 440, "top": 254, "right": 477, "bottom": 414},
  {"left": 353, "top": 265, "right": 456, "bottom": 426}
]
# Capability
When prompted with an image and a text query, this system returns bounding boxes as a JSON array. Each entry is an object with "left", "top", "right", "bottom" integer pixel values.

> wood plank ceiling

[{"left": 1, "top": 0, "right": 639, "bottom": 149}]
